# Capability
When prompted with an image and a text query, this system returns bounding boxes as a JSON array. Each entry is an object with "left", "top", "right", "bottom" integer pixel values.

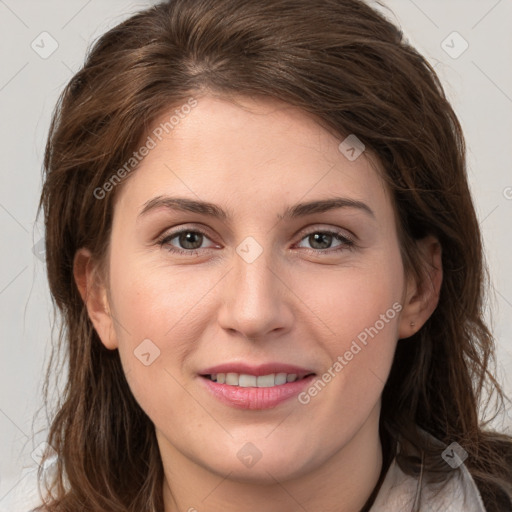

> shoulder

[
  {"left": 369, "top": 425, "right": 489, "bottom": 512},
  {"left": 369, "top": 457, "right": 487, "bottom": 512}
]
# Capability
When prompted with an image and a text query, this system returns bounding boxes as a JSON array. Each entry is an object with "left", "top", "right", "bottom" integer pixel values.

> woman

[{"left": 36, "top": 0, "right": 512, "bottom": 510}]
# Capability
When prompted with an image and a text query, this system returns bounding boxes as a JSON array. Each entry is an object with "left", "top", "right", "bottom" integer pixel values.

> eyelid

[
  {"left": 294, "top": 224, "right": 356, "bottom": 244},
  {"left": 155, "top": 223, "right": 216, "bottom": 242}
]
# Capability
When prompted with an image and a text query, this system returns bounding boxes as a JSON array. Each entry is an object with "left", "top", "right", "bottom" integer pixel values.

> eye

[
  {"left": 295, "top": 230, "right": 355, "bottom": 254},
  {"left": 157, "top": 228, "right": 217, "bottom": 256},
  {"left": 157, "top": 227, "right": 356, "bottom": 257}
]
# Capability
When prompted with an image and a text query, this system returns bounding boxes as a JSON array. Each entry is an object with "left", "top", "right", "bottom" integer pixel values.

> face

[{"left": 85, "top": 94, "right": 415, "bottom": 483}]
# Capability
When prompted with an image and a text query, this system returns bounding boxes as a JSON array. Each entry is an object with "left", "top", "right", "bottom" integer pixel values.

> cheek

[
  {"left": 109, "top": 249, "right": 219, "bottom": 339},
  {"left": 293, "top": 252, "right": 403, "bottom": 349},
  {"left": 107, "top": 255, "right": 223, "bottom": 418},
  {"left": 293, "top": 250, "right": 403, "bottom": 407},
  {"left": 109, "top": 270, "right": 199, "bottom": 425}
]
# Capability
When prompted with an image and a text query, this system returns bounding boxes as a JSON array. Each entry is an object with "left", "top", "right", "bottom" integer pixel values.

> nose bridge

[
  {"left": 218, "top": 235, "right": 291, "bottom": 339},
  {"left": 235, "top": 236, "right": 275, "bottom": 296}
]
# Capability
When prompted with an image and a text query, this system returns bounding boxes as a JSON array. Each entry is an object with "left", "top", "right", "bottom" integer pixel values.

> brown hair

[{"left": 37, "top": 0, "right": 512, "bottom": 510}]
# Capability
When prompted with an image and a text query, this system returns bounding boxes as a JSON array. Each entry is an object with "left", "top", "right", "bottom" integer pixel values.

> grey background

[{"left": 0, "top": 0, "right": 511, "bottom": 508}]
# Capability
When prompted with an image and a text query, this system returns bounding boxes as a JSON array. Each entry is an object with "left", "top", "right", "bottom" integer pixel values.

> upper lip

[{"left": 200, "top": 362, "right": 316, "bottom": 379}]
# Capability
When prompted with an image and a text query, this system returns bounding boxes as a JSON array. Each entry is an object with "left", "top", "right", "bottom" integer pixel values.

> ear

[
  {"left": 398, "top": 234, "right": 443, "bottom": 340},
  {"left": 73, "top": 248, "right": 118, "bottom": 350}
]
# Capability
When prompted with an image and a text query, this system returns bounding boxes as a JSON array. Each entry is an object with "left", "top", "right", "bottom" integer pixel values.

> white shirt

[{"left": 370, "top": 456, "right": 487, "bottom": 512}]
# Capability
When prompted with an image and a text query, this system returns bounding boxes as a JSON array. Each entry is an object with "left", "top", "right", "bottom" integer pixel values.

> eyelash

[{"left": 156, "top": 226, "right": 356, "bottom": 257}]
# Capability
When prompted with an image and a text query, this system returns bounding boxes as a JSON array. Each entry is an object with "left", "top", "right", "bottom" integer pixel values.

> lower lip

[{"left": 199, "top": 375, "right": 316, "bottom": 410}]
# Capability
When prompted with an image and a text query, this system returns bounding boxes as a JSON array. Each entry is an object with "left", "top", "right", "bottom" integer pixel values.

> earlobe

[
  {"left": 398, "top": 235, "right": 443, "bottom": 339},
  {"left": 73, "top": 248, "right": 118, "bottom": 350}
]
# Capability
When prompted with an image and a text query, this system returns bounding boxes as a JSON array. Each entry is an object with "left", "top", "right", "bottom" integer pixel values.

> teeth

[
  {"left": 226, "top": 372, "right": 239, "bottom": 385},
  {"left": 275, "top": 372, "right": 287, "bottom": 385},
  {"left": 208, "top": 372, "right": 302, "bottom": 387},
  {"left": 257, "top": 374, "right": 275, "bottom": 387},
  {"left": 239, "top": 374, "right": 257, "bottom": 387}
]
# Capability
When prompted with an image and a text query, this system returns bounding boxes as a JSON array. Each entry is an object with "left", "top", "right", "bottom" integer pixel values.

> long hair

[{"left": 37, "top": 0, "right": 512, "bottom": 510}]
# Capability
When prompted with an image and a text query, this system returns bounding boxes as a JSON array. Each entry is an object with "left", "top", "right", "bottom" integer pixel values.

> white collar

[{"left": 369, "top": 441, "right": 486, "bottom": 512}]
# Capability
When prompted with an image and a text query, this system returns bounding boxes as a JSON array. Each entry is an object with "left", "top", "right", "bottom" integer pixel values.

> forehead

[{"left": 114, "top": 94, "right": 391, "bottom": 220}]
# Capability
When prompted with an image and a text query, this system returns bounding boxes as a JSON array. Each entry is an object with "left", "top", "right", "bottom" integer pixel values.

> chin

[
  {"left": 210, "top": 456, "right": 312, "bottom": 484},
  {"left": 194, "top": 436, "right": 324, "bottom": 484}
]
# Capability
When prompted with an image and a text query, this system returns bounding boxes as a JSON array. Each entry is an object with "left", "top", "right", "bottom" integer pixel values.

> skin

[{"left": 74, "top": 94, "right": 442, "bottom": 512}]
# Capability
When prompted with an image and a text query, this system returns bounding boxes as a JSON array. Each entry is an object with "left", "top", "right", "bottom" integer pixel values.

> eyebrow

[{"left": 138, "top": 195, "right": 375, "bottom": 221}]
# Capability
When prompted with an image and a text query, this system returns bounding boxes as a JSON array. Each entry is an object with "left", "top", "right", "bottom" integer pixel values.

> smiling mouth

[{"left": 201, "top": 372, "right": 316, "bottom": 387}]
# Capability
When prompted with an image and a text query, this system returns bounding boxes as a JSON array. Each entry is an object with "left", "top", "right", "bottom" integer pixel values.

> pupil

[
  {"left": 180, "top": 232, "right": 202, "bottom": 249},
  {"left": 310, "top": 233, "right": 331, "bottom": 249}
]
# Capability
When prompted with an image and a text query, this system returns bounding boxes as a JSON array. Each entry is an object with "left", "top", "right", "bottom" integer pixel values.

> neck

[{"left": 160, "top": 403, "right": 384, "bottom": 512}]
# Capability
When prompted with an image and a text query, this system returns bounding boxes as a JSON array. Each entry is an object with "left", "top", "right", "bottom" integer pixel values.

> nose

[{"left": 217, "top": 241, "right": 294, "bottom": 342}]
